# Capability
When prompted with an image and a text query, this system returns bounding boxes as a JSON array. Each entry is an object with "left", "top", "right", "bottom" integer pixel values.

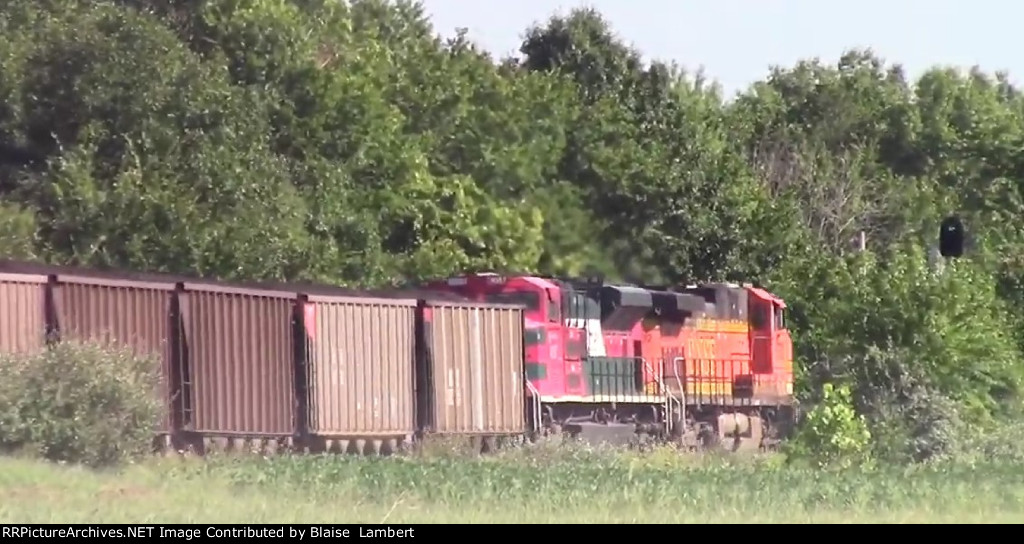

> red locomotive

[{"left": 422, "top": 273, "right": 796, "bottom": 451}]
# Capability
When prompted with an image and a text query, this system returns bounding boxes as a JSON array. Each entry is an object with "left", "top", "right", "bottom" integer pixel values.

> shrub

[
  {"left": 778, "top": 246, "right": 1024, "bottom": 465},
  {"left": 785, "top": 383, "right": 872, "bottom": 469},
  {"left": 864, "top": 381, "right": 966, "bottom": 463},
  {"left": 0, "top": 340, "right": 163, "bottom": 468},
  {"left": 957, "top": 420, "right": 1024, "bottom": 465}
]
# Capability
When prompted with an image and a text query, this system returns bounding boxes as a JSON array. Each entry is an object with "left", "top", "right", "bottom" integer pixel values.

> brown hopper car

[
  {"left": 300, "top": 294, "right": 418, "bottom": 454},
  {"left": 0, "top": 261, "right": 528, "bottom": 455},
  {"left": 417, "top": 300, "right": 526, "bottom": 437},
  {"left": 50, "top": 274, "right": 178, "bottom": 435},
  {"left": 0, "top": 273, "right": 48, "bottom": 355},
  {"left": 178, "top": 282, "right": 298, "bottom": 438}
]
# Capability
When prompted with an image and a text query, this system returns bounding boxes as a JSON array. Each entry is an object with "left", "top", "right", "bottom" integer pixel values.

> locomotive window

[
  {"left": 775, "top": 307, "right": 786, "bottom": 329},
  {"left": 564, "top": 292, "right": 585, "bottom": 322},
  {"left": 546, "top": 298, "right": 560, "bottom": 323},
  {"left": 566, "top": 291, "right": 601, "bottom": 321},
  {"left": 485, "top": 291, "right": 541, "bottom": 311},
  {"left": 525, "top": 328, "right": 547, "bottom": 345},
  {"left": 569, "top": 292, "right": 583, "bottom": 319},
  {"left": 751, "top": 305, "right": 768, "bottom": 329}
]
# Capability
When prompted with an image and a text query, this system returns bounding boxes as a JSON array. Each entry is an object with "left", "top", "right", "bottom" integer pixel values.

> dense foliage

[
  {"left": 0, "top": 341, "right": 162, "bottom": 468},
  {"left": 2, "top": 0, "right": 1023, "bottom": 463}
]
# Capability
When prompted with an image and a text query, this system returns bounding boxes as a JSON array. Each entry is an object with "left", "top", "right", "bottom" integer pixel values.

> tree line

[{"left": 2, "top": 0, "right": 1023, "bottom": 463}]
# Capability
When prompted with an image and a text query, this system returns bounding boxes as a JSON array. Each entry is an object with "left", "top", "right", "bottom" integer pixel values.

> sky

[{"left": 418, "top": 0, "right": 1020, "bottom": 98}]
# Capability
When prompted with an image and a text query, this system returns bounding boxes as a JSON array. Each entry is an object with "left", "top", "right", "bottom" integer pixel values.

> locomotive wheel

[{"left": 698, "top": 427, "right": 721, "bottom": 452}]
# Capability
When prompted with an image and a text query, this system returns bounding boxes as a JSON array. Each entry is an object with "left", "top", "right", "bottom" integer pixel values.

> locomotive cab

[{"left": 747, "top": 286, "right": 794, "bottom": 402}]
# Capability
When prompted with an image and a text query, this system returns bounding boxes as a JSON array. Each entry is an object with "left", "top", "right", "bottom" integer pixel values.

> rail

[
  {"left": 524, "top": 379, "right": 542, "bottom": 433},
  {"left": 643, "top": 357, "right": 685, "bottom": 437}
]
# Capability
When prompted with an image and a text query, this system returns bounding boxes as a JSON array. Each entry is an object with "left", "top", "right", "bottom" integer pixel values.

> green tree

[
  {"left": 2, "top": 0, "right": 1024, "bottom": 465},
  {"left": 1, "top": 1, "right": 316, "bottom": 280},
  {"left": 776, "top": 245, "right": 1023, "bottom": 461},
  {"left": 519, "top": 8, "right": 771, "bottom": 283}
]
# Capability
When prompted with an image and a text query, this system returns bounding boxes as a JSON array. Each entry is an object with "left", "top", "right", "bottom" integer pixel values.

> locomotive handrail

[
  {"left": 671, "top": 356, "right": 688, "bottom": 433},
  {"left": 524, "top": 379, "right": 542, "bottom": 433},
  {"left": 671, "top": 356, "right": 686, "bottom": 397},
  {"left": 640, "top": 357, "right": 671, "bottom": 400},
  {"left": 642, "top": 357, "right": 684, "bottom": 437}
]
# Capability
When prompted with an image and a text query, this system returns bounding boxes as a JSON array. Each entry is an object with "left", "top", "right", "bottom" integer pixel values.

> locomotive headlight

[{"left": 786, "top": 383, "right": 793, "bottom": 395}]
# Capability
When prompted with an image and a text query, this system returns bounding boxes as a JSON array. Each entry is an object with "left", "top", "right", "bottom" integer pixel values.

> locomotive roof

[
  {"left": 601, "top": 284, "right": 653, "bottom": 308},
  {"left": 650, "top": 290, "right": 707, "bottom": 314},
  {"left": 747, "top": 286, "right": 787, "bottom": 308},
  {"left": 423, "top": 271, "right": 787, "bottom": 307}
]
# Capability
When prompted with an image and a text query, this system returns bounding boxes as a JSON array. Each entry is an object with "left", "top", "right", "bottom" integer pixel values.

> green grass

[{"left": 1, "top": 441, "right": 1022, "bottom": 524}]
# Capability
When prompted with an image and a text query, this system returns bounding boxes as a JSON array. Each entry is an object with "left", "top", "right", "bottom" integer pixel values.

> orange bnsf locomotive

[{"left": 422, "top": 273, "right": 796, "bottom": 451}]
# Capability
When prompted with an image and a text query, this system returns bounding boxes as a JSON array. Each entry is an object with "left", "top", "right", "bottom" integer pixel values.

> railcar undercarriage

[{"left": 530, "top": 401, "right": 796, "bottom": 453}]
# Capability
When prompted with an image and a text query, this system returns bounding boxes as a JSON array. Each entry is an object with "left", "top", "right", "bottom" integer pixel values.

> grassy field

[{"left": 1, "top": 441, "right": 1022, "bottom": 524}]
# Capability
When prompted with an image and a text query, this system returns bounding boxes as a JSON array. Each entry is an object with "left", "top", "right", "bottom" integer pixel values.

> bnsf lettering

[{"left": 686, "top": 338, "right": 715, "bottom": 360}]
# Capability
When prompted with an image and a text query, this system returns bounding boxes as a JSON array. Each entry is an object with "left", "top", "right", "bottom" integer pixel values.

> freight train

[{"left": 0, "top": 261, "right": 795, "bottom": 455}]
